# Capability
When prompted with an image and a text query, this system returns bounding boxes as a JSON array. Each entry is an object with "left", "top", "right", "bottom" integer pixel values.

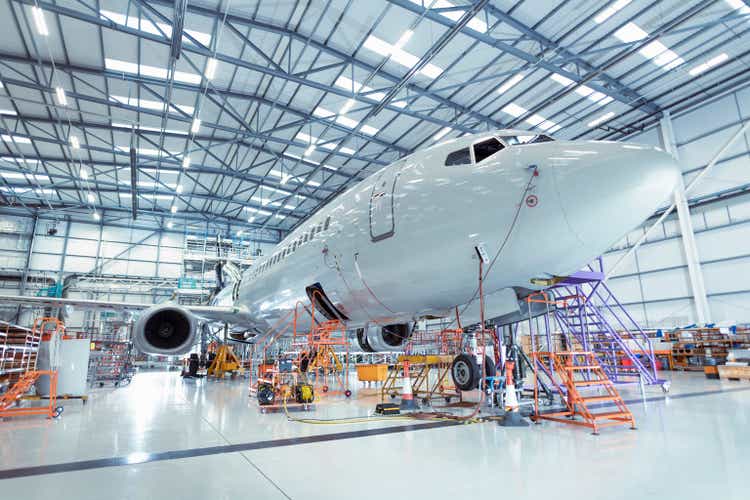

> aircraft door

[{"left": 369, "top": 168, "right": 400, "bottom": 242}]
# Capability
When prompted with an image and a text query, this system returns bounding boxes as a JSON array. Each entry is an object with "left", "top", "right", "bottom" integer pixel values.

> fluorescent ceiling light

[
  {"left": 87, "top": 192, "right": 95, "bottom": 202},
  {"left": 79, "top": 167, "right": 88, "bottom": 179},
  {"left": 433, "top": 127, "right": 452, "bottom": 141},
  {"left": 92, "top": 212, "right": 100, "bottom": 221},
  {"left": 120, "top": 193, "right": 174, "bottom": 201},
  {"left": 726, "top": 0, "right": 750, "bottom": 15},
  {"left": 176, "top": 185, "right": 183, "bottom": 194},
  {"left": 205, "top": 58, "right": 217, "bottom": 80},
  {"left": 105, "top": 58, "right": 201, "bottom": 85},
  {"left": 339, "top": 99, "right": 355, "bottom": 115},
  {"left": 313, "top": 106, "right": 379, "bottom": 136},
  {"left": 282, "top": 152, "right": 338, "bottom": 171},
  {"left": 501, "top": 103, "right": 527, "bottom": 117},
  {"left": 32, "top": 7, "right": 49, "bottom": 36},
  {"left": 0, "top": 187, "right": 56, "bottom": 195},
  {"left": 689, "top": 53, "right": 730, "bottom": 76},
  {"left": 55, "top": 87, "right": 68, "bottom": 106},
  {"left": 70, "top": 136, "right": 80, "bottom": 149},
  {"left": 594, "top": 0, "right": 632, "bottom": 24},
  {"left": 588, "top": 111, "right": 616, "bottom": 127},
  {"left": 191, "top": 118, "right": 201, "bottom": 134},
  {"left": 334, "top": 76, "right": 407, "bottom": 109},
  {"left": 1, "top": 134, "right": 32, "bottom": 144},
  {"left": 613, "top": 23, "right": 684, "bottom": 70},
  {"left": 247, "top": 216, "right": 255, "bottom": 223},
  {"left": 99, "top": 10, "right": 211, "bottom": 46},
  {"left": 296, "top": 132, "right": 355, "bottom": 155},
  {"left": 171, "top": 205, "right": 177, "bottom": 214},
  {"left": 110, "top": 95, "right": 194, "bottom": 115},
  {"left": 0, "top": 171, "right": 50, "bottom": 182},
  {"left": 0, "top": 109, "right": 17, "bottom": 116},
  {"left": 363, "top": 35, "right": 443, "bottom": 79},
  {"left": 407, "top": 0, "right": 487, "bottom": 32},
  {"left": 497, "top": 73, "right": 524, "bottom": 95},
  {"left": 246, "top": 207, "right": 272, "bottom": 216},
  {"left": 304, "top": 145, "right": 316, "bottom": 156},
  {"left": 167, "top": 221, "right": 174, "bottom": 229},
  {"left": 182, "top": 156, "right": 191, "bottom": 168}
]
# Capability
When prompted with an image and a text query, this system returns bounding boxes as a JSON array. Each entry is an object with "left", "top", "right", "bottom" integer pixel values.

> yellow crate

[{"left": 356, "top": 364, "right": 388, "bottom": 382}]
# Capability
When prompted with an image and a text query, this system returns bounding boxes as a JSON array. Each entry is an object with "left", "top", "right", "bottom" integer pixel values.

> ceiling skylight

[
  {"left": 501, "top": 104, "right": 561, "bottom": 133},
  {"left": 433, "top": 127, "right": 452, "bottom": 141},
  {"left": 32, "top": 6, "right": 49, "bottom": 36},
  {"left": 313, "top": 107, "right": 380, "bottom": 136},
  {"left": 497, "top": 74, "right": 524, "bottom": 95},
  {"left": 99, "top": 10, "right": 212, "bottom": 46},
  {"left": 594, "top": 0, "right": 632, "bottom": 24},
  {"left": 363, "top": 35, "right": 443, "bottom": 79},
  {"left": 296, "top": 132, "right": 355, "bottom": 155},
  {"left": 105, "top": 58, "right": 201, "bottom": 85},
  {"left": 726, "top": 0, "right": 750, "bottom": 16},
  {"left": 406, "top": 0, "right": 488, "bottom": 32},
  {"left": 588, "top": 111, "right": 616, "bottom": 127},
  {"left": 613, "top": 23, "right": 684, "bottom": 70},
  {"left": 334, "top": 76, "right": 407, "bottom": 109},
  {"left": 110, "top": 95, "right": 194, "bottom": 115},
  {"left": 116, "top": 146, "right": 179, "bottom": 157},
  {"left": 111, "top": 122, "right": 189, "bottom": 136},
  {"left": 550, "top": 74, "right": 613, "bottom": 105},
  {"left": 0, "top": 171, "right": 50, "bottom": 182},
  {"left": 1, "top": 134, "right": 32, "bottom": 144},
  {"left": 0, "top": 109, "right": 17, "bottom": 116}
]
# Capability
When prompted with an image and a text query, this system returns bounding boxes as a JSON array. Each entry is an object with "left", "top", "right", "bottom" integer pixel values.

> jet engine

[
  {"left": 133, "top": 304, "right": 198, "bottom": 355},
  {"left": 355, "top": 323, "right": 413, "bottom": 352}
]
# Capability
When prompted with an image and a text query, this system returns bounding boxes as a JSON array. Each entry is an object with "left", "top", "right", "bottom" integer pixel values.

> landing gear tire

[{"left": 451, "top": 353, "right": 480, "bottom": 391}]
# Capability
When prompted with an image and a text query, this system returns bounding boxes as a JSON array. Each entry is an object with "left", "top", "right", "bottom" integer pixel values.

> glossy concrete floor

[{"left": 1, "top": 370, "right": 749, "bottom": 500}]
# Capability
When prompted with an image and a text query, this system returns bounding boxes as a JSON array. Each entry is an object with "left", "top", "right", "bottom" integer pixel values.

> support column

[{"left": 659, "top": 111, "right": 711, "bottom": 324}]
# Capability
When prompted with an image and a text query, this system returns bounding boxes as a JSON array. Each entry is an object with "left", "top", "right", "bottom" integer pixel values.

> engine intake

[
  {"left": 356, "top": 323, "right": 413, "bottom": 352},
  {"left": 133, "top": 304, "right": 197, "bottom": 355}
]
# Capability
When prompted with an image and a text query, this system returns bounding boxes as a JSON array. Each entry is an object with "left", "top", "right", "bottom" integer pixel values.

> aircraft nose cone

[{"left": 550, "top": 141, "right": 681, "bottom": 260}]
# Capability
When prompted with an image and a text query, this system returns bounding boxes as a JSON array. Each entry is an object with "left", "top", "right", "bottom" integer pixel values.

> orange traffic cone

[{"left": 400, "top": 360, "right": 417, "bottom": 410}]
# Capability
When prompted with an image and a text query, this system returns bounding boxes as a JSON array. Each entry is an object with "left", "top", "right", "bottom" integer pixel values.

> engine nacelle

[
  {"left": 133, "top": 304, "right": 197, "bottom": 355},
  {"left": 355, "top": 323, "right": 413, "bottom": 352}
]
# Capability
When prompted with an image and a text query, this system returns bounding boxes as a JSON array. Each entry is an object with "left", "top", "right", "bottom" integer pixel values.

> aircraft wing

[{"left": 0, "top": 294, "right": 242, "bottom": 324}]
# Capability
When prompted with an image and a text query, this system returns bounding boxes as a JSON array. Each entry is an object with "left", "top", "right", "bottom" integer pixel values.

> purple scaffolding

[{"left": 529, "top": 258, "right": 663, "bottom": 387}]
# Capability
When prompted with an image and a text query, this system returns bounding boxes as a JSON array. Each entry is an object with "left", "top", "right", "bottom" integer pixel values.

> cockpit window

[
  {"left": 445, "top": 147, "right": 471, "bottom": 166},
  {"left": 473, "top": 138, "right": 505, "bottom": 163},
  {"left": 500, "top": 134, "right": 554, "bottom": 146}
]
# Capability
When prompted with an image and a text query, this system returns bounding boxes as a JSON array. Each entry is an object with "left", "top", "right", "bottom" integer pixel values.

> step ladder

[{"left": 532, "top": 351, "right": 636, "bottom": 434}]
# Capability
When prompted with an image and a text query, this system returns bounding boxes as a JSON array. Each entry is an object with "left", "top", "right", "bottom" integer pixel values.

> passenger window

[
  {"left": 445, "top": 147, "right": 471, "bottom": 166},
  {"left": 324, "top": 216, "right": 330, "bottom": 230},
  {"left": 473, "top": 138, "right": 504, "bottom": 163}
]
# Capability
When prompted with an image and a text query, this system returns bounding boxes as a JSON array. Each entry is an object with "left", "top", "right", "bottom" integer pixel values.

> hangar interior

[{"left": 0, "top": 0, "right": 749, "bottom": 498}]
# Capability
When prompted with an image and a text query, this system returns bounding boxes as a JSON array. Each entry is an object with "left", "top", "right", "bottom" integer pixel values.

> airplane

[{"left": 0, "top": 130, "right": 681, "bottom": 359}]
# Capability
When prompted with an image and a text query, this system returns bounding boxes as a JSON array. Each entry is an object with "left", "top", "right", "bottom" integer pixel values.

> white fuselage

[{"left": 219, "top": 130, "right": 680, "bottom": 334}]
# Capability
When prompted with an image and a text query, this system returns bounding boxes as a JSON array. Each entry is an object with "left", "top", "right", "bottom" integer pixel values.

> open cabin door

[{"left": 369, "top": 168, "right": 400, "bottom": 242}]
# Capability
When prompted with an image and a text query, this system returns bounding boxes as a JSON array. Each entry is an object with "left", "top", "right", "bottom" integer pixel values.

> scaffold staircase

[
  {"left": 532, "top": 351, "right": 636, "bottom": 434},
  {"left": 549, "top": 261, "right": 661, "bottom": 387}
]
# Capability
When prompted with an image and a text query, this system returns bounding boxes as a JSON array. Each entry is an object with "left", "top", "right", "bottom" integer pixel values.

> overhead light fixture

[
  {"left": 304, "top": 145, "right": 316, "bottom": 156},
  {"left": 248, "top": 216, "right": 256, "bottom": 223},
  {"left": 99, "top": 9, "right": 212, "bottom": 46},
  {"left": 497, "top": 73, "right": 524, "bottom": 95},
  {"left": 1, "top": 134, "right": 32, "bottom": 144},
  {"left": 79, "top": 167, "right": 88, "bottom": 179},
  {"left": 191, "top": 118, "right": 201, "bottom": 134},
  {"left": 70, "top": 135, "right": 80, "bottom": 149},
  {"left": 689, "top": 53, "right": 730, "bottom": 76},
  {"left": 32, "top": 7, "right": 49, "bottom": 36},
  {"left": 334, "top": 76, "right": 407, "bottom": 109},
  {"left": 614, "top": 22, "right": 648, "bottom": 43},
  {"left": 363, "top": 35, "right": 443, "bottom": 79},
  {"left": 92, "top": 211, "right": 100, "bottom": 221},
  {"left": 339, "top": 99, "right": 355, "bottom": 115},
  {"left": 87, "top": 192, "right": 95, "bottom": 202},
  {"left": 176, "top": 185, "right": 183, "bottom": 194},
  {"left": 105, "top": 58, "right": 201, "bottom": 84},
  {"left": 588, "top": 111, "right": 616, "bottom": 128},
  {"left": 550, "top": 73, "right": 613, "bottom": 106},
  {"left": 0, "top": 109, "right": 16, "bottom": 116},
  {"left": 182, "top": 156, "right": 190, "bottom": 168},
  {"left": 313, "top": 106, "right": 380, "bottom": 136},
  {"left": 55, "top": 87, "right": 68, "bottom": 106},
  {"left": 167, "top": 221, "right": 174, "bottom": 229},
  {"left": 433, "top": 127, "right": 452, "bottom": 141},
  {"left": 594, "top": 0, "right": 632, "bottom": 24},
  {"left": 171, "top": 205, "right": 178, "bottom": 214},
  {"left": 110, "top": 94, "right": 194, "bottom": 115},
  {"left": 205, "top": 58, "right": 217, "bottom": 80}
]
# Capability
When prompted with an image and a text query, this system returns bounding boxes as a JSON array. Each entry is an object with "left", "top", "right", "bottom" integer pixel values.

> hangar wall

[
  {"left": 605, "top": 84, "right": 750, "bottom": 328},
  {"left": 0, "top": 213, "right": 275, "bottom": 328}
]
